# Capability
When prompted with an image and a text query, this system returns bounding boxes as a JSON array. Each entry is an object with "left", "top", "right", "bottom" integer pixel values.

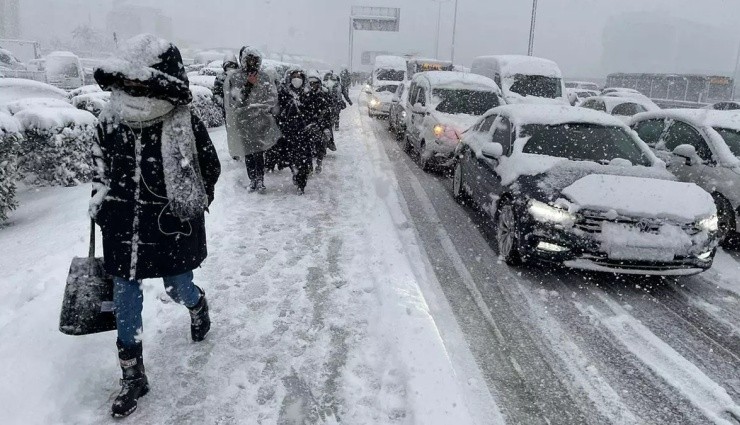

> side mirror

[
  {"left": 482, "top": 143, "right": 503, "bottom": 160},
  {"left": 672, "top": 144, "right": 700, "bottom": 166}
]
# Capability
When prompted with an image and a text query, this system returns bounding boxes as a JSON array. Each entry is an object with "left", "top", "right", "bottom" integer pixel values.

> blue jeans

[{"left": 113, "top": 271, "right": 201, "bottom": 347}]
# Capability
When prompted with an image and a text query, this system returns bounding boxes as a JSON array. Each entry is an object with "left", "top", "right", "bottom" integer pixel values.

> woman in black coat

[
  {"left": 276, "top": 68, "right": 312, "bottom": 194},
  {"left": 91, "top": 34, "right": 221, "bottom": 418}
]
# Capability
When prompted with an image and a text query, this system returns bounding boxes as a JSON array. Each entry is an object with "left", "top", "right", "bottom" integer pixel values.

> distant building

[
  {"left": 106, "top": 4, "right": 173, "bottom": 42},
  {"left": 0, "top": 0, "right": 21, "bottom": 38}
]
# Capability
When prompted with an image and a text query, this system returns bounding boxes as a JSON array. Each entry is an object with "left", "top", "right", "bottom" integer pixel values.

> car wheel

[
  {"left": 453, "top": 161, "right": 471, "bottom": 205},
  {"left": 496, "top": 201, "right": 522, "bottom": 265},
  {"left": 715, "top": 194, "right": 737, "bottom": 247},
  {"left": 403, "top": 135, "right": 413, "bottom": 154},
  {"left": 419, "top": 142, "right": 431, "bottom": 172}
]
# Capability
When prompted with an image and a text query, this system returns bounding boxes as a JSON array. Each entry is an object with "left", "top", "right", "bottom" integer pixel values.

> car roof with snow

[
  {"left": 474, "top": 55, "right": 562, "bottom": 78},
  {"left": 373, "top": 55, "right": 406, "bottom": 70},
  {"left": 413, "top": 71, "right": 500, "bottom": 92},
  {"left": 631, "top": 108, "right": 740, "bottom": 130},
  {"left": 487, "top": 104, "right": 629, "bottom": 128},
  {"left": 0, "top": 78, "right": 69, "bottom": 104},
  {"left": 584, "top": 96, "right": 660, "bottom": 111}
]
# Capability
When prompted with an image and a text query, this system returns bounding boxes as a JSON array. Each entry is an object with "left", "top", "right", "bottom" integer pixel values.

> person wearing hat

[{"left": 91, "top": 33, "right": 221, "bottom": 418}]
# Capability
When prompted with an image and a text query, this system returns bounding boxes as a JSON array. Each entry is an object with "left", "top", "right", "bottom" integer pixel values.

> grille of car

[{"left": 575, "top": 212, "right": 700, "bottom": 235}]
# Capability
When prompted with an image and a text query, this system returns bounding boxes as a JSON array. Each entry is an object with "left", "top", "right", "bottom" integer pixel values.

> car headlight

[
  {"left": 433, "top": 124, "right": 445, "bottom": 137},
  {"left": 528, "top": 200, "right": 576, "bottom": 225},
  {"left": 400, "top": 110, "right": 407, "bottom": 118},
  {"left": 697, "top": 214, "right": 718, "bottom": 232},
  {"left": 369, "top": 98, "right": 380, "bottom": 107}
]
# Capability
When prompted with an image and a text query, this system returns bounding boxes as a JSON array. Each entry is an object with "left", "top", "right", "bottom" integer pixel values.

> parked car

[
  {"left": 580, "top": 96, "right": 659, "bottom": 123},
  {"left": 45, "top": 51, "right": 84, "bottom": 89},
  {"left": 470, "top": 55, "right": 568, "bottom": 105},
  {"left": 368, "top": 82, "right": 401, "bottom": 118},
  {"left": 388, "top": 81, "right": 411, "bottom": 140},
  {"left": 0, "top": 78, "right": 68, "bottom": 105},
  {"left": 566, "top": 88, "right": 599, "bottom": 105},
  {"left": 630, "top": 109, "right": 740, "bottom": 245},
  {"left": 404, "top": 71, "right": 502, "bottom": 170},
  {"left": 565, "top": 81, "right": 600, "bottom": 91},
  {"left": 704, "top": 101, "right": 740, "bottom": 111},
  {"left": 0, "top": 48, "right": 26, "bottom": 70},
  {"left": 372, "top": 55, "right": 406, "bottom": 87},
  {"left": 453, "top": 104, "right": 718, "bottom": 275}
]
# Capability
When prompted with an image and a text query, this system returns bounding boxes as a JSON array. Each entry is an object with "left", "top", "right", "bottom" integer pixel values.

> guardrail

[{"left": 0, "top": 70, "right": 47, "bottom": 82}]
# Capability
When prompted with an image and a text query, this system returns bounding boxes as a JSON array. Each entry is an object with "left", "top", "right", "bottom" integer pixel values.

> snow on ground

[
  {"left": 0, "top": 102, "right": 490, "bottom": 424},
  {"left": 707, "top": 249, "right": 740, "bottom": 298}
]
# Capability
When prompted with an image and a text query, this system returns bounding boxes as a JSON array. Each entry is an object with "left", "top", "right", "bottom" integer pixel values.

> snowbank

[
  {"left": 0, "top": 111, "right": 22, "bottom": 135},
  {"left": 71, "top": 92, "right": 111, "bottom": 117},
  {"left": 14, "top": 107, "right": 97, "bottom": 132},
  {"left": 67, "top": 84, "right": 103, "bottom": 99},
  {"left": 0, "top": 78, "right": 69, "bottom": 104},
  {"left": 1, "top": 97, "right": 74, "bottom": 116},
  {"left": 188, "top": 75, "right": 216, "bottom": 90},
  {"left": 189, "top": 85, "right": 224, "bottom": 128},
  {"left": 0, "top": 112, "right": 22, "bottom": 221}
]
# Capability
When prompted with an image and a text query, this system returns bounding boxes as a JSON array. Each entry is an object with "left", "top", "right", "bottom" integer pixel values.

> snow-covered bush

[
  {"left": 0, "top": 112, "right": 22, "bottom": 222},
  {"left": 190, "top": 85, "right": 224, "bottom": 128},
  {"left": 71, "top": 92, "right": 110, "bottom": 117},
  {"left": 0, "top": 97, "right": 74, "bottom": 116},
  {"left": 15, "top": 107, "right": 97, "bottom": 186}
]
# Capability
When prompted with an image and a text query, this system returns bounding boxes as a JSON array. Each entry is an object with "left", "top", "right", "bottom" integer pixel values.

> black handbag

[{"left": 59, "top": 219, "right": 117, "bottom": 335}]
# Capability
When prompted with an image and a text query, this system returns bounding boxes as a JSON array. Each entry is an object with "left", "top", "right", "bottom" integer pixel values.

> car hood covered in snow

[
  {"left": 560, "top": 174, "right": 715, "bottom": 222},
  {"left": 434, "top": 112, "right": 481, "bottom": 133}
]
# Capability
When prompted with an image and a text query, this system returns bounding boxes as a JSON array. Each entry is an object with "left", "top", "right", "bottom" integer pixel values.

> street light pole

[
  {"left": 348, "top": 17, "right": 354, "bottom": 72},
  {"left": 435, "top": 1, "right": 442, "bottom": 58},
  {"left": 450, "top": 0, "right": 459, "bottom": 63},
  {"left": 732, "top": 36, "right": 740, "bottom": 100},
  {"left": 527, "top": 0, "right": 538, "bottom": 56}
]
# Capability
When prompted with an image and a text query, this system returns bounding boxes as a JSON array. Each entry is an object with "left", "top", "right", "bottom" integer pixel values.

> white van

[
  {"left": 372, "top": 55, "right": 406, "bottom": 87},
  {"left": 45, "top": 51, "right": 84, "bottom": 90},
  {"left": 470, "top": 55, "right": 568, "bottom": 105}
]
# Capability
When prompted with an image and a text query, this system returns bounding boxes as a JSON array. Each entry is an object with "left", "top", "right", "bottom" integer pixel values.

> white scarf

[{"left": 111, "top": 90, "right": 176, "bottom": 123}]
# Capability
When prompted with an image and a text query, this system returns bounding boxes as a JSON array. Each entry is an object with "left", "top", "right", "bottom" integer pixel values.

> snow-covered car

[
  {"left": 602, "top": 87, "right": 643, "bottom": 96},
  {"left": 704, "top": 101, "right": 740, "bottom": 111},
  {"left": 580, "top": 96, "right": 659, "bottom": 123},
  {"left": 453, "top": 104, "right": 718, "bottom": 275},
  {"left": 189, "top": 75, "right": 217, "bottom": 90},
  {"left": 630, "top": 109, "right": 740, "bottom": 245},
  {"left": 0, "top": 48, "right": 27, "bottom": 71},
  {"left": 71, "top": 92, "right": 111, "bottom": 117},
  {"left": 0, "top": 97, "right": 73, "bottom": 116},
  {"left": 67, "top": 84, "right": 102, "bottom": 99},
  {"left": 388, "top": 81, "right": 411, "bottom": 140},
  {"left": 45, "top": 51, "right": 84, "bottom": 89},
  {"left": 372, "top": 55, "right": 406, "bottom": 87},
  {"left": 368, "top": 82, "right": 400, "bottom": 118},
  {"left": 470, "top": 55, "right": 569, "bottom": 105},
  {"left": 404, "top": 71, "right": 502, "bottom": 170},
  {"left": 0, "top": 78, "right": 69, "bottom": 105},
  {"left": 566, "top": 88, "right": 599, "bottom": 105},
  {"left": 565, "top": 81, "right": 600, "bottom": 91}
]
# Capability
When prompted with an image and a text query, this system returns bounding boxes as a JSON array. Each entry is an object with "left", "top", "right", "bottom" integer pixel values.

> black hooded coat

[{"left": 92, "top": 35, "right": 221, "bottom": 280}]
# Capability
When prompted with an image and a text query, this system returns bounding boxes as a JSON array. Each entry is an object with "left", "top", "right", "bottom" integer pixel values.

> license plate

[{"left": 608, "top": 247, "right": 674, "bottom": 262}]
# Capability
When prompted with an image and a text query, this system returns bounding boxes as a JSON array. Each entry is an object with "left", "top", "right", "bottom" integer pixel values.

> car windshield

[
  {"left": 432, "top": 88, "right": 499, "bottom": 115},
  {"left": 46, "top": 58, "right": 79, "bottom": 78},
  {"left": 375, "top": 85, "right": 398, "bottom": 93},
  {"left": 713, "top": 127, "right": 740, "bottom": 157},
  {"left": 521, "top": 123, "right": 652, "bottom": 166},
  {"left": 376, "top": 69, "right": 405, "bottom": 81},
  {"left": 509, "top": 74, "right": 562, "bottom": 98}
]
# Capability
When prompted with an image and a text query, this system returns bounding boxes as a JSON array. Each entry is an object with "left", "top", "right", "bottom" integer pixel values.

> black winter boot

[
  {"left": 112, "top": 340, "right": 149, "bottom": 418},
  {"left": 255, "top": 178, "right": 266, "bottom": 194},
  {"left": 189, "top": 287, "right": 210, "bottom": 342}
]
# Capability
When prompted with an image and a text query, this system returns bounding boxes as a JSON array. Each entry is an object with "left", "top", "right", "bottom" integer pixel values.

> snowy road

[{"left": 359, "top": 100, "right": 740, "bottom": 425}]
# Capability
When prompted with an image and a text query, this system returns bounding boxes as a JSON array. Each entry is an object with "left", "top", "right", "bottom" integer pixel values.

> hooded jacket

[
  {"left": 91, "top": 34, "right": 221, "bottom": 280},
  {"left": 224, "top": 46, "right": 280, "bottom": 157}
]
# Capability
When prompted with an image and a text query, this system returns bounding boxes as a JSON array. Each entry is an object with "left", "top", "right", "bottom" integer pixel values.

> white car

[
  {"left": 704, "top": 101, "right": 740, "bottom": 111},
  {"left": 454, "top": 104, "right": 719, "bottom": 275},
  {"left": 368, "top": 82, "right": 401, "bottom": 118},
  {"left": 630, "top": 109, "right": 740, "bottom": 245},
  {"left": 403, "top": 71, "right": 502, "bottom": 170},
  {"left": 566, "top": 88, "right": 599, "bottom": 105},
  {"left": 580, "top": 96, "right": 659, "bottom": 123},
  {"left": 470, "top": 55, "right": 569, "bottom": 105},
  {"left": 0, "top": 78, "right": 69, "bottom": 105},
  {"left": 565, "top": 81, "right": 600, "bottom": 91}
]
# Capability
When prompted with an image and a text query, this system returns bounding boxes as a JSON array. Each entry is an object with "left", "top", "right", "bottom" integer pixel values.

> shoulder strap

[{"left": 89, "top": 218, "right": 96, "bottom": 258}]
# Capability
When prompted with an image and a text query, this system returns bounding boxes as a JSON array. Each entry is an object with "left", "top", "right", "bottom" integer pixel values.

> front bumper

[
  {"left": 426, "top": 138, "right": 460, "bottom": 167},
  {"left": 519, "top": 217, "right": 716, "bottom": 276},
  {"left": 369, "top": 101, "right": 391, "bottom": 115}
]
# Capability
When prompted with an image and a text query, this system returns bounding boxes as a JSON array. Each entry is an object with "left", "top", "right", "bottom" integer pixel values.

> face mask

[
  {"left": 111, "top": 90, "right": 174, "bottom": 123},
  {"left": 291, "top": 78, "right": 303, "bottom": 89}
]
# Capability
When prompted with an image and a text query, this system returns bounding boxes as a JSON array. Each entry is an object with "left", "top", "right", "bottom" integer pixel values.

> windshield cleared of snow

[
  {"left": 432, "top": 88, "right": 500, "bottom": 115},
  {"left": 509, "top": 74, "right": 563, "bottom": 99},
  {"left": 521, "top": 123, "right": 652, "bottom": 166}
]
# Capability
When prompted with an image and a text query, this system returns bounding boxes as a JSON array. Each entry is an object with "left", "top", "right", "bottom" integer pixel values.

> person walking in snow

[
  {"left": 224, "top": 46, "right": 280, "bottom": 192},
  {"left": 91, "top": 34, "right": 221, "bottom": 418},
  {"left": 303, "top": 71, "right": 333, "bottom": 173},
  {"left": 213, "top": 54, "right": 238, "bottom": 110},
  {"left": 324, "top": 71, "right": 352, "bottom": 131},
  {"left": 277, "top": 68, "right": 312, "bottom": 194}
]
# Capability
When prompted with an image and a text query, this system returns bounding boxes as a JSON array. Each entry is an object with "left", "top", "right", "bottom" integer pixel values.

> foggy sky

[{"left": 17, "top": 0, "right": 740, "bottom": 78}]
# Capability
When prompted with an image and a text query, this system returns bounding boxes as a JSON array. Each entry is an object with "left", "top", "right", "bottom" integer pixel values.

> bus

[
  {"left": 406, "top": 57, "right": 454, "bottom": 78},
  {"left": 605, "top": 73, "right": 733, "bottom": 108}
]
